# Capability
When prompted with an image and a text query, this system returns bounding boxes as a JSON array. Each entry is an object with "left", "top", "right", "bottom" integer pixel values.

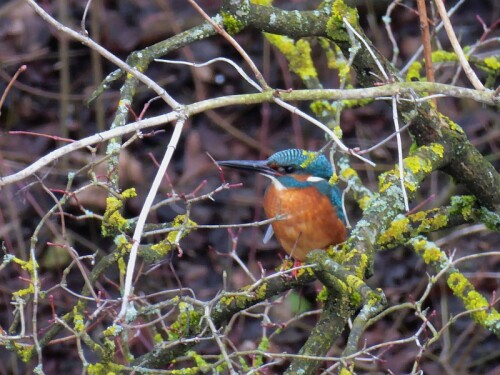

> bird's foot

[{"left": 291, "top": 260, "right": 303, "bottom": 278}]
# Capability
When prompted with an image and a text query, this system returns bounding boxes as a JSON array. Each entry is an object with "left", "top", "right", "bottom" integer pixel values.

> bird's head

[{"left": 217, "top": 149, "right": 333, "bottom": 180}]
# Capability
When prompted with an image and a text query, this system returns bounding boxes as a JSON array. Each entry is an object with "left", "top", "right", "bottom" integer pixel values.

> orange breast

[{"left": 263, "top": 182, "right": 347, "bottom": 262}]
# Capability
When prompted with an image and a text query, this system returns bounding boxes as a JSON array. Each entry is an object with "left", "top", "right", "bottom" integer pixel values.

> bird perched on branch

[{"left": 218, "top": 149, "right": 347, "bottom": 262}]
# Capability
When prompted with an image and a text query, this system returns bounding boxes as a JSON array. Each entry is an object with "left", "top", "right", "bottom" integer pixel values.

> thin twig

[
  {"left": 25, "top": 0, "right": 181, "bottom": 109},
  {"left": 433, "top": 0, "right": 485, "bottom": 91},
  {"left": 343, "top": 18, "right": 389, "bottom": 82},
  {"left": 155, "top": 57, "right": 261, "bottom": 92},
  {"left": 383, "top": 0, "right": 401, "bottom": 65},
  {"left": 392, "top": 96, "right": 409, "bottom": 211},
  {"left": 187, "top": 0, "right": 269, "bottom": 90},
  {"left": 0, "top": 64, "right": 26, "bottom": 116},
  {"left": 401, "top": 0, "right": 466, "bottom": 74}
]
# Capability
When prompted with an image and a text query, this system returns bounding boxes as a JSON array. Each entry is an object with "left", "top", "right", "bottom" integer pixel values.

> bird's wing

[{"left": 263, "top": 224, "right": 274, "bottom": 243}]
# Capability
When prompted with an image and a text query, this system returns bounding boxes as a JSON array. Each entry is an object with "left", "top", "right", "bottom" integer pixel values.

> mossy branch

[
  {"left": 285, "top": 250, "right": 386, "bottom": 373},
  {"left": 20, "top": 253, "right": 117, "bottom": 362},
  {"left": 131, "top": 271, "right": 317, "bottom": 368},
  {"left": 344, "top": 143, "right": 450, "bottom": 277},
  {"left": 378, "top": 196, "right": 500, "bottom": 250},
  {"left": 409, "top": 237, "right": 500, "bottom": 335}
]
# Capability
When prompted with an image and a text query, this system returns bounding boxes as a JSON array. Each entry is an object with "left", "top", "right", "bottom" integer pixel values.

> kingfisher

[{"left": 218, "top": 149, "right": 347, "bottom": 262}]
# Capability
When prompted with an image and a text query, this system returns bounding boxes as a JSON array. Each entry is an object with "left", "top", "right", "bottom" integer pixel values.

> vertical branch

[
  {"left": 392, "top": 96, "right": 409, "bottom": 211},
  {"left": 116, "top": 117, "right": 186, "bottom": 322},
  {"left": 57, "top": 0, "right": 70, "bottom": 143},
  {"left": 416, "top": 0, "right": 436, "bottom": 106},
  {"left": 89, "top": 0, "right": 106, "bottom": 133}
]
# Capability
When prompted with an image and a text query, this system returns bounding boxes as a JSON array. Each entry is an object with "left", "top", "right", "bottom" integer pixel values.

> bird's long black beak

[{"left": 217, "top": 159, "right": 277, "bottom": 175}]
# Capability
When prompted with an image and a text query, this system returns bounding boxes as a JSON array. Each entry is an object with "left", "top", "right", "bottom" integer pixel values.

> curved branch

[{"left": 2, "top": 82, "right": 495, "bottom": 188}]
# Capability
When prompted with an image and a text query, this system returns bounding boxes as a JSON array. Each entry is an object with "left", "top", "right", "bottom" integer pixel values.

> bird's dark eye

[{"left": 278, "top": 165, "right": 295, "bottom": 174}]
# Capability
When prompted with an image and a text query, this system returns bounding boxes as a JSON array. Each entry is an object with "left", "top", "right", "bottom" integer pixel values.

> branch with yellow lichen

[
  {"left": 131, "top": 270, "right": 317, "bottom": 369},
  {"left": 378, "top": 196, "right": 500, "bottom": 250},
  {"left": 343, "top": 143, "right": 450, "bottom": 277},
  {"left": 409, "top": 236, "right": 500, "bottom": 336},
  {"left": 285, "top": 250, "right": 386, "bottom": 374}
]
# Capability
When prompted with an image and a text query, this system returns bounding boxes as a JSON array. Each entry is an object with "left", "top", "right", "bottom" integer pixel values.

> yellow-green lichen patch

[
  {"left": 378, "top": 216, "right": 409, "bottom": 247},
  {"left": 406, "top": 61, "right": 423, "bottom": 81},
  {"left": 310, "top": 100, "right": 335, "bottom": 118},
  {"left": 357, "top": 195, "right": 371, "bottom": 211},
  {"left": 73, "top": 306, "right": 85, "bottom": 332},
  {"left": 404, "top": 155, "right": 433, "bottom": 175},
  {"left": 220, "top": 282, "right": 268, "bottom": 310},
  {"left": 252, "top": 282, "right": 268, "bottom": 300},
  {"left": 317, "top": 285, "right": 329, "bottom": 302},
  {"left": 422, "top": 245, "right": 445, "bottom": 264},
  {"left": 13, "top": 343, "right": 34, "bottom": 363},
  {"left": 102, "top": 324, "right": 122, "bottom": 337},
  {"left": 336, "top": 60, "right": 351, "bottom": 81},
  {"left": 101, "top": 188, "right": 137, "bottom": 237},
  {"left": 380, "top": 143, "right": 446, "bottom": 196},
  {"left": 326, "top": 0, "right": 359, "bottom": 42},
  {"left": 447, "top": 273, "right": 493, "bottom": 325},
  {"left": 483, "top": 56, "right": 500, "bottom": 70},
  {"left": 167, "top": 302, "right": 202, "bottom": 341},
  {"left": 250, "top": 0, "right": 272, "bottom": 5},
  {"left": 265, "top": 34, "right": 317, "bottom": 79},
  {"left": 165, "top": 368, "right": 200, "bottom": 375},
  {"left": 345, "top": 275, "right": 363, "bottom": 305},
  {"left": 290, "top": 39, "right": 317, "bottom": 79},
  {"left": 340, "top": 367, "right": 354, "bottom": 375},
  {"left": 432, "top": 50, "right": 458, "bottom": 63},
  {"left": 412, "top": 209, "right": 448, "bottom": 233},
  {"left": 253, "top": 337, "right": 270, "bottom": 368},
  {"left": 340, "top": 248, "right": 368, "bottom": 279},
  {"left": 439, "top": 113, "right": 464, "bottom": 134},
  {"left": 221, "top": 11, "right": 245, "bottom": 34},
  {"left": 430, "top": 143, "right": 444, "bottom": 158},
  {"left": 411, "top": 237, "right": 446, "bottom": 265},
  {"left": 114, "top": 234, "right": 132, "bottom": 254},
  {"left": 319, "top": 38, "right": 351, "bottom": 80},
  {"left": 447, "top": 272, "right": 468, "bottom": 294},
  {"left": 117, "top": 256, "right": 127, "bottom": 276},
  {"left": 11, "top": 255, "right": 38, "bottom": 275},
  {"left": 403, "top": 179, "right": 418, "bottom": 193},
  {"left": 325, "top": 244, "right": 345, "bottom": 264},
  {"left": 13, "top": 284, "right": 34, "bottom": 298},
  {"left": 450, "top": 195, "right": 477, "bottom": 221},
  {"left": 377, "top": 172, "right": 392, "bottom": 193},
  {"left": 329, "top": 173, "right": 339, "bottom": 186},
  {"left": 153, "top": 332, "right": 163, "bottom": 343},
  {"left": 149, "top": 215, "right": 197, "bottom": 259},
  {"left": 121, "top": 188, "right": 137, "bottom": 199},
  {"left": 340, "top": 167, "right": 357, "bottom": 180},
  {"left": 187, "top": 350, "right": 209, "bottom": 370}
]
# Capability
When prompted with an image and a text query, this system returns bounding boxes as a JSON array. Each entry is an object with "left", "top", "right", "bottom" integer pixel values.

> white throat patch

[
  {"left": 306, "top": 176, "right": 326, "bottom": 182},
  {"left": 261, "top": 173, "right": 286, "bottom": 190}
]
